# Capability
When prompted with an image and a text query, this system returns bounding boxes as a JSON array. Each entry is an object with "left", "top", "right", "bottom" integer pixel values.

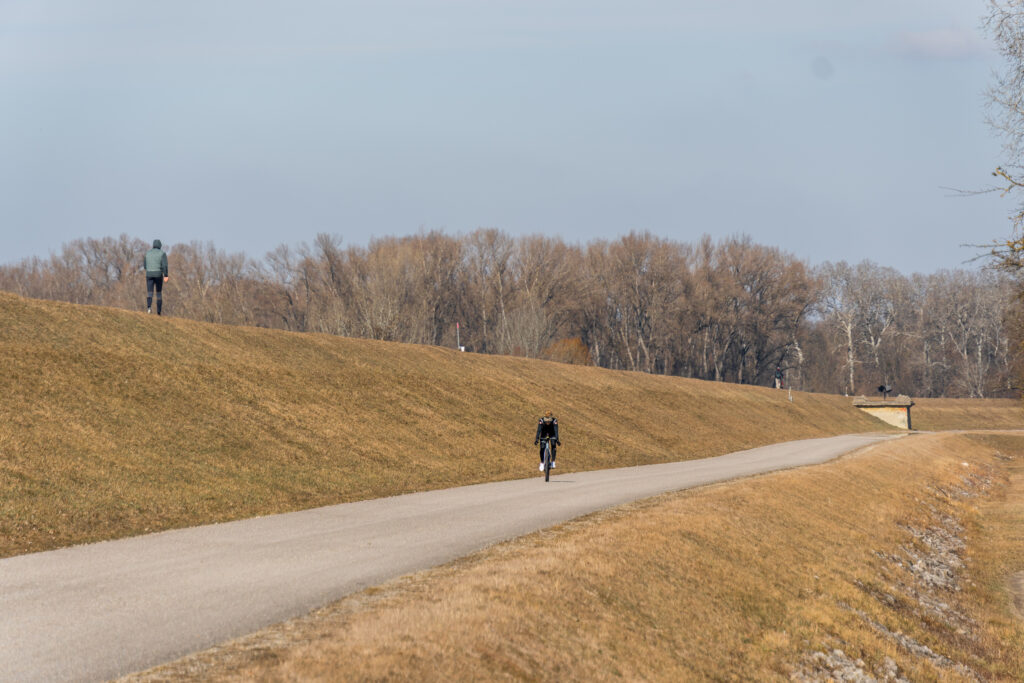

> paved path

[{"left": 0, "top": 433, "right": 900, "bottom": 682}]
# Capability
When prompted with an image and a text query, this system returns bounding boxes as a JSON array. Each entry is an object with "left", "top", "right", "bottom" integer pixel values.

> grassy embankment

[
  {"left": 0, "top": 291, "right": 898, "bottom": 557},
  {"left": 127, "top": 432, "right": 1024, "bottom": 682},
  {"left": 912, "top": 397, "right": 1024, "bottom": 431}
]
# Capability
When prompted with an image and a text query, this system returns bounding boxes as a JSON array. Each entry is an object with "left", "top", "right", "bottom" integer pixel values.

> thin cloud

[{"left": 890, "top": 27, "right": 990, "bottom": 60}]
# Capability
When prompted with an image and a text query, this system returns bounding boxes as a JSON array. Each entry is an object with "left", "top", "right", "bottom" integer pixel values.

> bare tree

[
  {"left": 818, "top": 261, "right": 862, "bottom": 395},
  {"left": 462, "top": 229, "right": 515, "bottom": 354},
  {"left": 261, "top": 244, "right": 308, "bottom": 331},
  {"left": 933, "top": 269, "right": 1013, "bottom": 397},
  {"left": 172, "top": 241, "right": 255, "bottom": 324},
  {"left": 692, "top": 235, "right": 738, "bottom": 382},
  {"left": 580, "top": 233, "right": 688, "bottom": 373},
  {"left": 716, "top": 237, "right": 815, "bottom": 385},
  {"left": 505, "top": 235, "right": 579, "bottom": 358},
  {"left": 983, "top": 3, "right": 1024, "bottom": 272}
]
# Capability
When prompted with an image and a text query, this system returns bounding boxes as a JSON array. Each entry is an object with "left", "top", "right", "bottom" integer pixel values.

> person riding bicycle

[{"left": 534, "top": 410, "right": 561, "bottom": 471}]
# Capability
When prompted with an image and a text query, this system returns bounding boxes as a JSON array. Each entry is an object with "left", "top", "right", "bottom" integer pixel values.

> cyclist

[{"left": 534, "top": 410, "right": 561, "bottom": 471}]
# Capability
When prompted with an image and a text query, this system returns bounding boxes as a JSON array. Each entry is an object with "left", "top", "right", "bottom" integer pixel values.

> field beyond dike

[{"left": 0, "top": 291, "right": 1016, "bottom": 559}]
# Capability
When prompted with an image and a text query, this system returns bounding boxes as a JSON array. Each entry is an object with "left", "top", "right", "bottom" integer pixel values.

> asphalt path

[{"left": 0, "top": 433, "right": 901, "bottom": 682}]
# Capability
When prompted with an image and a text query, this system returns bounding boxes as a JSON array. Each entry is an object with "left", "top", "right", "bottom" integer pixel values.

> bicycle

[{"left": 539, "top": 436, "right": 555, "bottom": 482}]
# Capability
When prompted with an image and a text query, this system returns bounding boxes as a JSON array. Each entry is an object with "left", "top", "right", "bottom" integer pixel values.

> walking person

[
  {"left": 534, "top": 410, "right": 561, "bottom": 471},
  {"left": 774, "top": 366, "right": 784, "bottom": 389},
  {"left": 143, "top": 239, "right": 169, "bottom": 315}
]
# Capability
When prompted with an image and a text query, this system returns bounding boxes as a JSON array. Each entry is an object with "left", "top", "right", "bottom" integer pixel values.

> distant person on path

[
  {"left": 774, "top": 366, "right": 784, "bottom": 389},
  {"left": 143, "top": 239, "right": 169, "bottom": 315},
  {"left": 534, "top": 410, "right": 561, "bottom": 471}
]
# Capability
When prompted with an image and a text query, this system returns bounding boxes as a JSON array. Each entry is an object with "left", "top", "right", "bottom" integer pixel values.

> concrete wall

[{"left": 857, "top": 406, "right": 910, "bottom": 430}]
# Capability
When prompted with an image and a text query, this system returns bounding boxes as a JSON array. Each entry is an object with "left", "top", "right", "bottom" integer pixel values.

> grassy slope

[
  {"left": 127, "top": 432, "right": 1024, "bottom": 682},
  {"left": 0, "top": 291, "right": 896, "bottom": 557},
  {"left": 912, "top": 397, "right": 1024, "bottom": 431}
]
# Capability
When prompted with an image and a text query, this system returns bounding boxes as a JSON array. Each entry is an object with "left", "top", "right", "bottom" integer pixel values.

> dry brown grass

[
  {"left": 126, "top": 432, "right": 1024, "bottom": 682},
  {"left": 912, "top": 397, "right": 1024, "bottom": 431},
  {"left": 1, "top": 292, "right": 894, "bottom": 557}
]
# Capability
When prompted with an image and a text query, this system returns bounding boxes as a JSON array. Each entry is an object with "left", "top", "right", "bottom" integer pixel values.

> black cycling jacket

[{"left": 535, "top": 417, "right": 559, "bottom": 442}]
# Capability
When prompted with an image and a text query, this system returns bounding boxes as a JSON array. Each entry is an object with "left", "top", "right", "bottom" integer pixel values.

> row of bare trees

[
  {"left": 1, "top": 231, "right": 1016, "bottom": 397},
  {"left": 810, "top": 262, "right": 1015, "bottom": 398}
]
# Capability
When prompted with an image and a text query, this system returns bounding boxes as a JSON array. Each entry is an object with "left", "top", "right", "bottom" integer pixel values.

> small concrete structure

[{"left": 852, "top": 395, "right": 914, "bottom": 429}]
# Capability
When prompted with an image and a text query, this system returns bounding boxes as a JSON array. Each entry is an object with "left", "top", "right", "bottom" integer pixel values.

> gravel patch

[
  {"left": 852, "top": 607, "right": 979, "bottom": 681},
  {"left": 792, "top": 460, "right": 996, "bottom": 680},
  {"left": 791, "top": 649, "right": 908, "bottom": 682}
]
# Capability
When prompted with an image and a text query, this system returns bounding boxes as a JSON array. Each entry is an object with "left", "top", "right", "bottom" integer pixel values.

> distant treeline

[{"left": 1, "top": 231, "right": 1017, "bottom": 398}]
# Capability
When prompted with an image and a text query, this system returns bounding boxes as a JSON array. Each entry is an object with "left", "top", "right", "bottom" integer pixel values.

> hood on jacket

[{"left": 153, "top": 239, "right": 162, "bottom": 249}]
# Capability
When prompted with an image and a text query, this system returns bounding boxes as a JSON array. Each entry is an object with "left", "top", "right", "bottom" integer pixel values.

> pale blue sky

[{"left": 0, "top": 1, "right": 1010, "bottom": 272}]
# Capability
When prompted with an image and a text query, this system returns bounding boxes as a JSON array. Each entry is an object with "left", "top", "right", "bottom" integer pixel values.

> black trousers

[
  {"left": 146, "top": 276, "right": 164, "bottom": 297},
  {"left": 146, "top": 276, "right": 164, "bottom": 313},
  {"left": 538, "top": 443, "right": 557, "bottom": 462}
]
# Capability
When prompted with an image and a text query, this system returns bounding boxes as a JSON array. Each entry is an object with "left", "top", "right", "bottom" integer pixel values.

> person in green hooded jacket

[{"left": 143, "top": 239, "right": 169, "bottom": 315}]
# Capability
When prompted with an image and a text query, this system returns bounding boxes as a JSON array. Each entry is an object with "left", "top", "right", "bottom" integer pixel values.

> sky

[{"left": 0, "top": 0, "right": 1014, "bottom": 273}]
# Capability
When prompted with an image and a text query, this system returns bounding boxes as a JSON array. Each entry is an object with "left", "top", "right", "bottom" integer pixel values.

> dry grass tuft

[
  {"left": 1, "top": 292, "right": 895, "bottom": 557},
  {"left": 126, "top": 433, "right": 1024, "bottom": 682}
]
